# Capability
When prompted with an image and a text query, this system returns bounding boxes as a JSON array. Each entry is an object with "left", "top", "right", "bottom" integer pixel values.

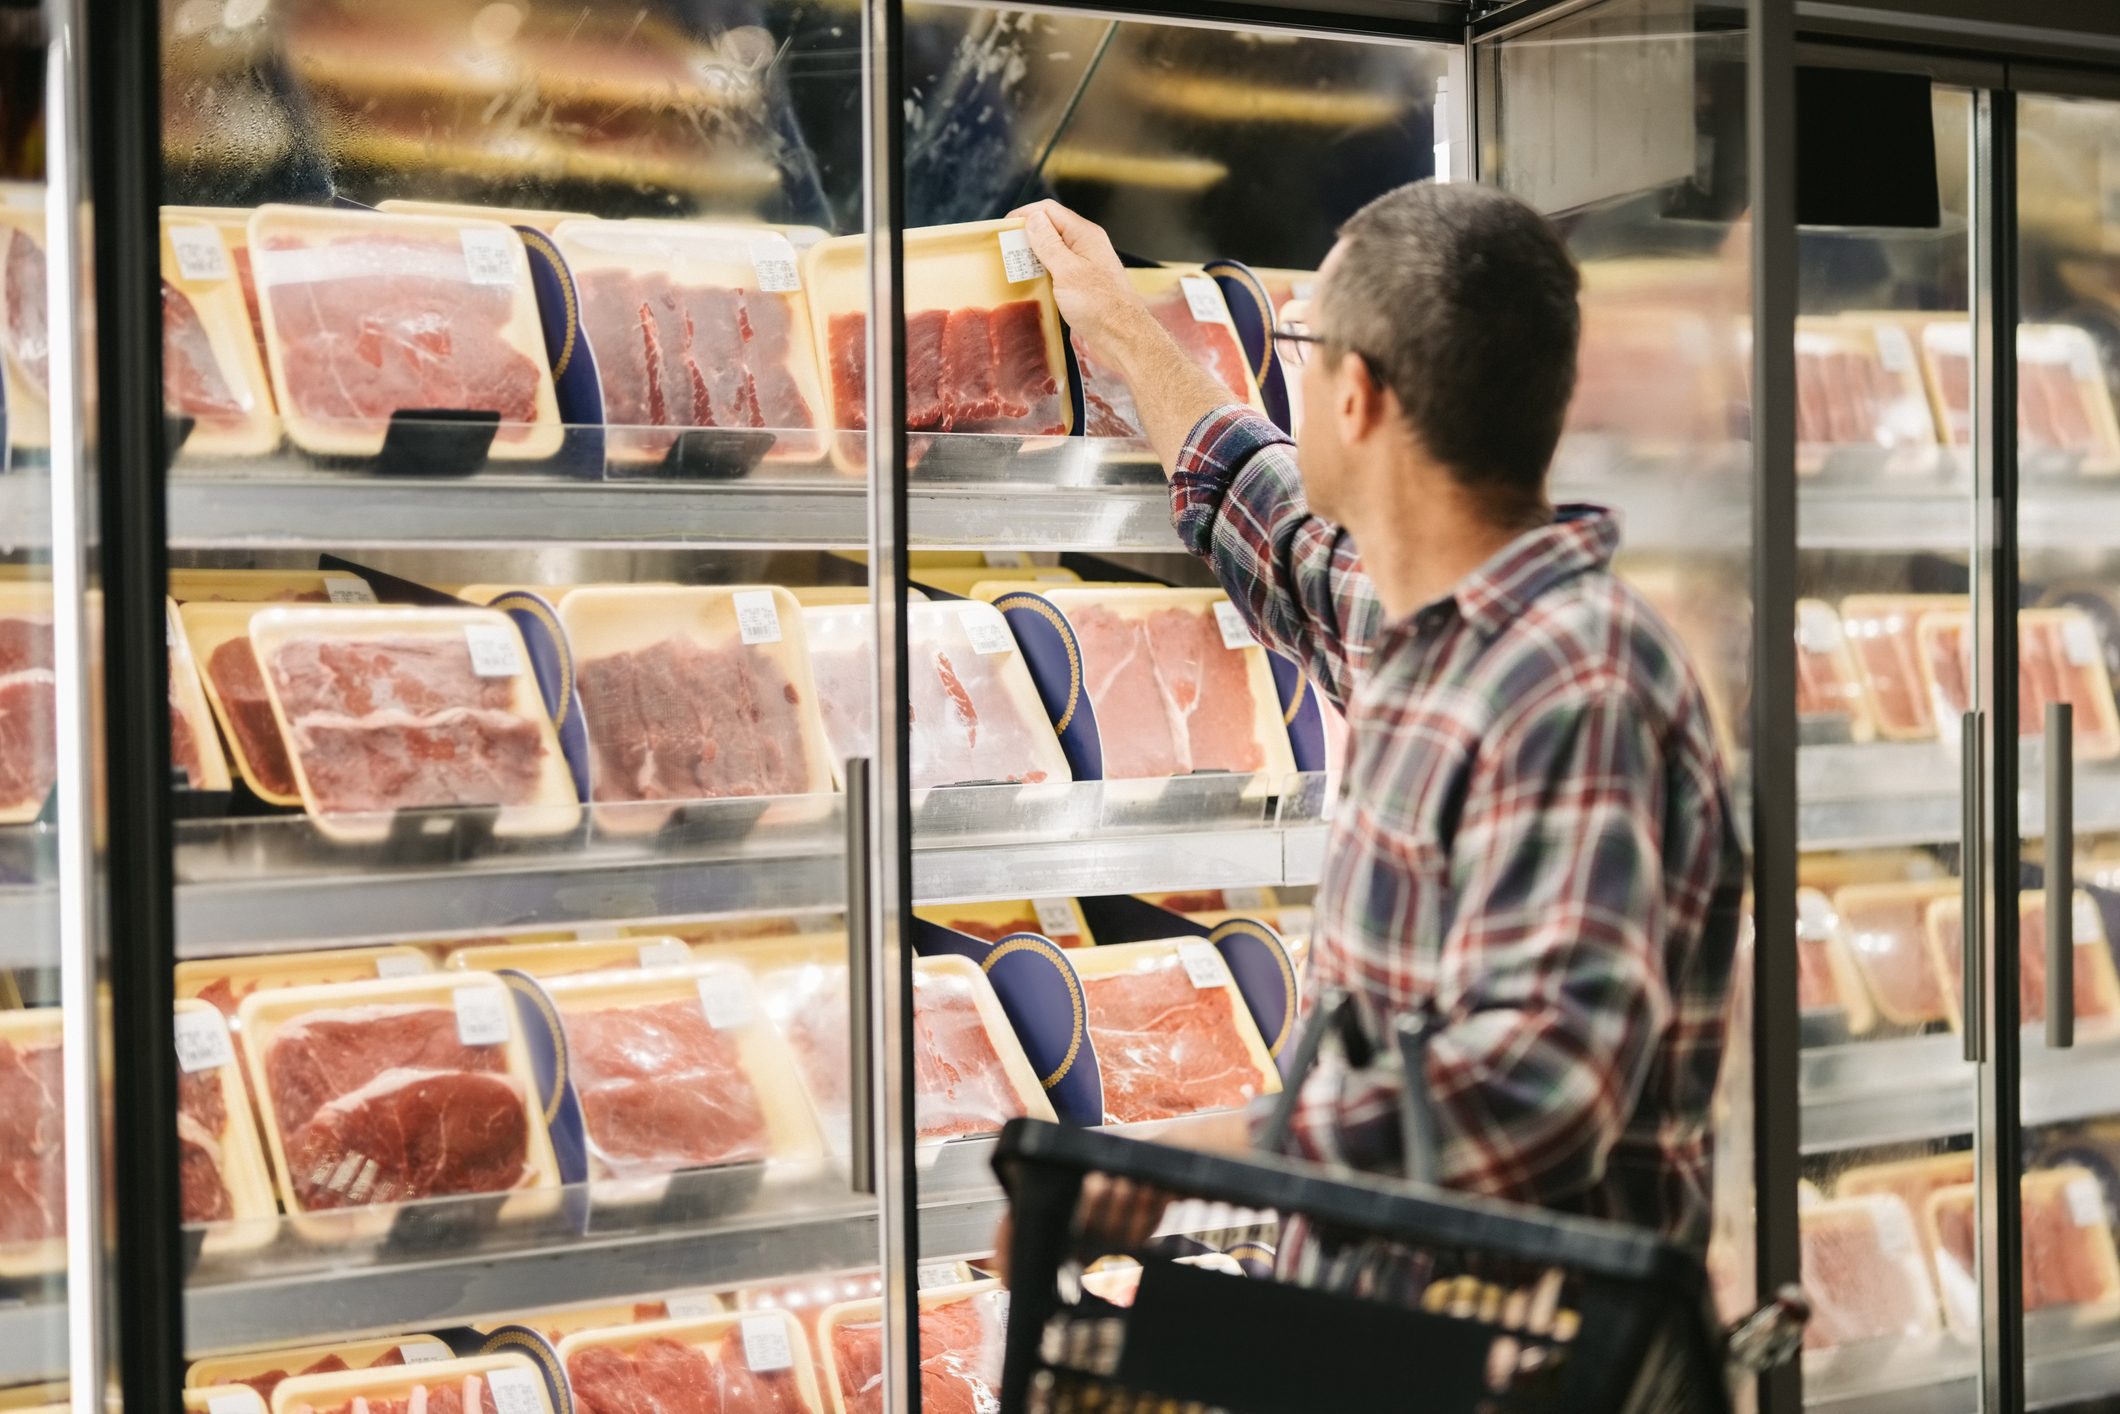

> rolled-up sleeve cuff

[
  {"left": 1171, "top": 405, "right": 1297, "bottom": 558},
  {"left": 1275, "top": 1051, "right": 1405, "bottom": 1174}
]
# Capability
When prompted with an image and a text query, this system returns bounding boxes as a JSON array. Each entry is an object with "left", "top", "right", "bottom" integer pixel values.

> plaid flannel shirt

[{"left": 1174, "top": 406, "right": 1741, "bottom": 1246}]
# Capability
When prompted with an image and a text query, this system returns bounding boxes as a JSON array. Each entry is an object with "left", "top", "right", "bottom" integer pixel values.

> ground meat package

[
  {"left": 743, "top": 939, "right": 1051, "bottom": 1150},
  {"left": 1839, "top": 595, "right": 1968, "bottom": 743},
  {"left": 1797, "top": 1195, "right": 1941, "bottom": 1352},
  {"left": 1836, "top": 1153, "right": 1974, "bottom": 1279},
  {"left": 237, "top": 972, "right": 561, "bottom": 1233},
  {"left": 187, "top": 1335, "right": 454, "bottom": 1404},
  {"left": 160, "top": 211, "right": 278, "bottom": 456},
  {"left": 560, "top": 1309, "right": 823, "bottom": 1414},
  {"left": 272, "top": 1351, "right": 556, "bottom": 1414},
  {"left": 248, "top": 205, "right": 564, "bottom": 461},
  {"left": 248, "top": 605, "right": 580, "bottom": 841},
  {"left": 1830, "top": 880, "right": 1959, "bottom": 1028},
  {"left": 543, "top": 961, "right": 823, "bottom": 1183},
  {"left": 1795, "top": 599, "right": 1876, "bottom": 743},
  {"left": 821, "top": 1281, "right": 1008, "bottom": 1414},
  {"left": 446, "top": 935, "right": 695, "bottom": 980},
  {"left": 1073, "top": 938, "right": 1282, "bottom": 1125},
  {"left": 1793, "top": 317, "right": 1939, "bottom": 475},
  {"left": 1916, "top": 607, "right": 2120, "bottom": 761},
  {"left": 1925, "top": 889, "right": 2120, "bottom": 1035},
  {"left": 553, "top": 217, "right": 829, "bottom": 465},
  {"left": 993, "top": 586, "right": 1298, "bottom": 787},
  {"left": 167, "top": 598, "right": 234, "bottom": 795},
  {"left": 0, "top": 189, "right": 50, "bottom": 451},
  {"left": 1795, "top": 886, "right": 1875, "bottom": 1032},
  {"left": 0, "top": 585, "right": 59, "bottom": 824},
  {"left": 560, "top": 586, "right": 835, "bottom": 832},
  {"left": 1927, "top": 1167, "right": 2120, "bottom": 1336},
  {"left": 802, "top": 218, "right": 1074, "bottom": 449},
  {"left": 803, "top": 600, "right": 1071, "bottom": 791},
  {"left": 1923, "top": 321, "right": 2120, "bottom": 473},
  {"left": 1075, "top": 267, "right": 1263, "bottom": 439}
]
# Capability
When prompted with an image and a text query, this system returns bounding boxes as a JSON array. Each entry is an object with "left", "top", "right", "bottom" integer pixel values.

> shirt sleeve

[
  {"left": 1170, "top": 405, "right": 1378, "bottom": 710},
  {"left": 1280, "top": 686, "right": 1675, "bottom": 1206}
]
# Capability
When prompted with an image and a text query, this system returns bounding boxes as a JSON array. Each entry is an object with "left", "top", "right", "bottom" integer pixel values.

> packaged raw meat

[
  {"left": 1927, "top": 1167, "right": 2120, "bottom": 1335},
  {"left": 1791, "top": 316, "right": 1939, "bottom": 475},
  {"left": 188, "top": 1336, "right": 453, "bottom": 1400},
  {"left": 248, "top": 205, "right": 564, "bottom": 460},
  {"left": 374, "top": 200, "right": 591, "bottom": 235},
  {"left": 446, "top": 935, "right": 695, "bottom": 979},
  {"left": 1797, "top": 1195, "right": 1941, "bottom": 1350},
  {"left": 915, "top": 897, "right": 1092, "bottom": 947},
  {"left": 1072, "top": 939, "right": 1282, "bottom": 1125},
  {"left": 0, "top": 1009, "right": 68, "bottom": 1275},
  {"left": 167, "top": 599, "right": 233, "bottom": 794},
  {"left": 543, "top": 962, "right": 822, "bottom": 1182},
  {"left": 1796, "top": 887, "right": 1875, "bottom": 1032},
  {"left": 1074, "top": 267, "right": 1264, "bottom": 438},
  {"left": 1922, "top": 321, "right": 2120, "bottom": 473},
  {"left": 236, "top": 973, "right": 560, "bottom": 1229},
  {"left": 273, "top": 1352, "right": 555, "bottom": 1414},
  {"left": 803, "top": 600, "right": 1071, "bottom": 791},
  {"left": 185, "top": 1386, "right": 268, "bottom": 1414},
  {"left": 0, "top": 586, "right": 59, "bottom": 824},
  {"left": 1914, "top": 607, "right": 2120, "bottom": 760},
  {"left": 248, "top": 605, "right": 580, "bottom": 841},
  {"left": 160, "top": 211, "right": 278, "bottom": 456},
  {"left": 1565, "top": 295, "right": 1731, "bottom": 455},
  {"left": 801, "top": 219, "right": 1073, "bottom": 440},
  {"left": 560, "top": 586, "right": 835, "bottom": 831},
  {"left": 0, "top": 192, "right": 51, "bottom": 451},
  {"left": 1828, "top": 881, "right": 1959, "bottom": 1028},
  {"left": 170, "top": 998, "right": 276, "bottom": 1246},
  {"left": 1000, "top": 586, "right": 1299, "bottom": 786},
  {"left": 1926, "top": 889, "right": 2120, "bottom": 1034},
  {"left": 1795, "top": 600, "right": 1875, "bottom": 742},
  {"left": 170, "top": 569, "right": 377, "bottom": 605},
  {"left": 820, "top": 1282, "right": 1008, "bottom": 1414},
  {"left": 164, "top": 206, "right": 271, "bottom": 356},
  {"left": 745, "top": 940, "right": 1051, "bottom": 1148},
  {"left": 177, "top": 946, "right": 434, "bottom": 1024},
  {"left": 1836, "top": 1153, "right": 1973, "bottom": 1277},
  {"left": 1839, "top": 595, "right": 1967, "bottom": 742},
  {"left": 559, "top": 1309, "right": 823, "bottom": 1414},
  {"left": 553, "top": 217, "right": 829, "bottom": 464}
]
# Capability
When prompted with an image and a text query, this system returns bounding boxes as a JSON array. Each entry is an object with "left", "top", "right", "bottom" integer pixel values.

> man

[{"left": 1016, "top": 182, "right": 1741, "bottom": 1245}]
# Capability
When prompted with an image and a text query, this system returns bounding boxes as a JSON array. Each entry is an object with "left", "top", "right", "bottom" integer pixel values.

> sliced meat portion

[
  {"left": 569, "top": 1334, "right": 807, "bottom": 1414},
  {"left": 0, "top": 1037, "right": 65, "bottom": 1243},
  {"left": 282, "top": 1067, "right": 529, "bottom": 1210},
  {"left": 1068, "top": 602, "right": 1266, "bottom": 778},
  {"left": 291, "top": 709, "right": 546, "bottom": 814},
  {"left": 577, "top": 635, "right": 813, "bottom": 802},
  {"left": 561, "top": 999, "right": 771, "bottom": 1174},
  {"left": 0, "top": 614, "right": 57, "bottom": 812},
  {"left": 163, "top": 279, "right": 246, "bottom": 421},
  {"left": 833, "top": 1299, "right": 997, "bottom": 1414},
  {"left": 269, "top": 635, "right": 514, "bottom": 719},
  {"left": 1832, "top": 886, "right": 1951, "bottom": 1027},
  {"left": 1931, "top": 1170, "right": 2120, "bottom": 1327},
  {"left": 825, "top": 302, "right": 1063, "bottom": 435},
  {"left": 1144, "top": 605, "right": 1267, "bottom": 774},
  {"left": 1084, "top": 957, "right": 1265, "bottom": 1123},
  {"left": 207, "top": 637, "right": 299, "bottom": 799},
  {"left": 265, "top": 1003, "right": 507, "bottom": 1132},
  {"left": 1799, "top": 1196, "right": 1939, "bottom": 1349}
]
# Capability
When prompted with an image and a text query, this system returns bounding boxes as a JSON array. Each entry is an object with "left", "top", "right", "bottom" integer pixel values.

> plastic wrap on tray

[
  {"left": 164, "top": 206, "right": 271, "bottom": 355},
  {"left": 804, "top": 600, "right": 1070, "bottom": 791},
  {"left": 1798, "top": 1195, "right": 1941, "bottom": 1350},
  {"left": 1839, "top": 595, "right": 1966, "bottom": 742},
  {"left": 1923, "top": 321, "right": 2120, "bottom": 472},
  {"left": 1793, "top": 317, "right": 1939, "bottom": 474},
  {"left": 1836, "top": 1153, "right": 1973, "bottom": 1276},
  {"left": 1829, "top": 881, "right": 1958, "bottom": 1028},
  {"left": 1, "top": 585, "right": 59, "bottom": 824},
  {"left": 820, "top": 1282, "right": 1007, "bottom": 1414},
  {"left": 188, "top": 1337, "right": 455, "bottom": 1403},
  {"left": 1074, "top": 267, "right": 1262, "bottom": 438},
  {"left": 272, "top": 1352, "right": 554, "bottom": 1414},
  {"left": 1928, "top": 1167, "right": 2120, "bottom": 1335},
  {"left": 1915, "top": 607, "right": 2120, "bottom": 760},
  {"left": 1073, "top": 939, "right": 1281, "bottom": 1125},
  {"left": 160, "top": 211, "right": 278, "bottom": 456},
  {"left": 560, "top": 1309, "right": 823, "bottom": 1414},
  {"left": 0, "top": 191, "right": 50, "bottom": 450},
  {"left": 1796, "top": 887, "right": 1874, "bottom": 1032},
  {"left": 1795, "top": 600, "right": 1875, "bottom": 742},
  {"left": 1925, "top": 889, "right": 2120, "bottom": 1034}
]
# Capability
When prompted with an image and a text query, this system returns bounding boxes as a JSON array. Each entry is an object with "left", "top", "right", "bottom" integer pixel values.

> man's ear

[{"left": 1340, "top": 352, "right": 1388, "bottom": 442}]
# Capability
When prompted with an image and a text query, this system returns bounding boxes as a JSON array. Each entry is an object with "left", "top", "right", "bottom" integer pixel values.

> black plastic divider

[{"left": 373, "top": 408, "right": 501, "bottom": 477}]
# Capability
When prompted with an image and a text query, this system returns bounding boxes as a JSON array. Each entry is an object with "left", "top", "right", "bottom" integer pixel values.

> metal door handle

[
  {"left": 1962, "top": 711, "right": 1985, "bottom": 1065},
  {"left": 845, "top": 756, "right": 876, "bottom": 1195},
  {"left": 2049, "top": 704, "right": 2075, "bottom": 1051}
]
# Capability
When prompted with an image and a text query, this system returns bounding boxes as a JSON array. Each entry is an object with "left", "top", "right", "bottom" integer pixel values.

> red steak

[
  {"left": 207, "top": 638, "right": 298, "bottom": 798},
  {"left": 265, "top": 1004, "right": 507, "bottom": 1131},
  {"left": 1798, "top": 1197, "right": 1936, "bottom": 1349},
  {"left": 283, "top": 1067, "right": 528, "bottom": 1209},
  {"left": 561, "top": 999, "right": 771, "bottom": 1174},
  {"left": 4, "top": 226, "right": 48, "bottom": 398},
  {"left": 1, "top": 653, "right": 58, "bottom": 811},
  {"left": 269, "top": 636, "right": 515, "bottom": 719},
  {"left": 163, "top": 279, "right": 245, "bottom": 421},
  {"left": 833, "top": 1300, "right": 997, "bottom": 1414},
  {"left": 178, "top": 1109, "right": 233, "bottom": 1224},
  {"left": 577, "top": 635, "right": 813, "bottom": 802},
  {"left": 569, "top": 1335, "right": 807, "bottom": 1414},
  {"left": 1084, "top": 958, "right": 1264, "bottom": 1123},
  {"left": 826, "top": 302, "right": 1063, "bottom": 435},
  {"left": 1143, "top": 605, "right": 1267, "bottom": 773},
  {"left": 783, "top": 967, "right": 1022, "bottom": 1140},
  {"left": 0, "top": 1037, "right": 64, "bottom": 1243}
]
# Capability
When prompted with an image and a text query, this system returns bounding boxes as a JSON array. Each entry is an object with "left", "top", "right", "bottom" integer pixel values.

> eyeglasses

[{"left": 1272, "top": 328, "right": 1382, "bottom": 382}]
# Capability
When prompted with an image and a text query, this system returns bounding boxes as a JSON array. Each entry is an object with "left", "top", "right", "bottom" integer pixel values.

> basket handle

[
  {"left": 1392, "top": 1014, "right": 1443, "bottom": 1187},
  {"left": 1253, "top": 987, "right": 1370, "bottom": 1156}
]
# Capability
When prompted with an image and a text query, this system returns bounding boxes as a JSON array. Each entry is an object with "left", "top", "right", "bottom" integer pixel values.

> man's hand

[{"left": 1011, "top": 200, "right": 1143, "bottom": 353}]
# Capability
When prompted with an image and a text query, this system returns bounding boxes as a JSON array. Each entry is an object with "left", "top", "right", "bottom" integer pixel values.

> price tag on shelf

[
  {"left": 982, "top": 549, "right": 1033, "bottom": 569},
  {"left": 734, "top": 590, "right": 783, "bottom": 646},
  {"left": 208, "top": 1396, "right": 256, "bottom": 1414},
  {"left": 698, "top": 970, "right": 756, "bottom": 1030},
  {"left": 638, "top": 938, "right": 691, "bottom": 969},
  {"left": 173, "top": 1008, "right": 235, "bottom": 1074},
  {"left": 1213, "top": 600, "right": 1253, "bottom": 651},
  {"left": 2072, "top": 1175, "right": 2106, "bottom": 1228},
  {"left": 399, "top": 1343, "right": 449, "bottom": 1363},
  {"left": 1177, "top": 939, "right": 1229, "bottom": 990},
  {"left": 960, "top": 606, "right": 1014, "bottom": 656},
  {"left": 484, "top": 1365, "right": 543, "bottom": 1414},
  {"left": 741, "top": 1313, "right": 795, "bottom": 1373},
  {"left": 1180, "top": 275, "right": 1225, "bottom": 324},
  {"left": 917, "top": 1262, "right": 961, "bottom": 1290},
  {"left": 324, "top": 575, "right": 376, "bottom": 604},
  {"left": 665, "top": 1292, "right": 720, "bottom": 1320},
  {"left": 169, "top": 224, "right": 232, "bottom": 283},
  {"left": 749, "top": 233, "right": 801, "bottom": 293},
  {"left": 459, "top": 228, "right": 521, "bottom": 287},
  {"left": 2064, "top": 615, "right": 2102, "bottom": 667},
  {"left": 454, "top": 985, "right": 512, "bottom": 1046},
  {"left": 374, "top": 953, "right": 427, "bottom": 979},
  {"left": 1223, "top": 886, "right": 1272, "bottom": 911},
  {"left": 1796, "top": 602, "right": 1845, "bottom": 654},
  {"left": 998, "top": 228, "right": 1045, "bottom": 284},
  {"left": 463, "top": 622, "right": 525, "bottom": 678},
  {"left": 1032, "top": 897, "right": 1080, "bottom": 939},
  {"left": 1873, "top": 324, "right": 1915, "bottom": 376}
]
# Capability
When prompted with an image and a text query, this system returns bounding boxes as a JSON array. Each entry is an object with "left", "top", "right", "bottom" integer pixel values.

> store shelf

[
  {"left": 1798, "top": 739, "right": 2120, "bottom": 851},
  {"left": 1801, "top": 1031, "right": 2120, "bottom": 1155},
  {"left": 1801, "top": 468, "right": 2120, "bottom": 553},
  {"left": 1805, "top": 1308, "right": 2120, "bottom": 1412}
]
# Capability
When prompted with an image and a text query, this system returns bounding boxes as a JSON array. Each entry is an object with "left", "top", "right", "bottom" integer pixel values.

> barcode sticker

[
  {"left": 324, "top": 575, "right": 375, "bottom": 604},
  {"left": 665, "top": 1292, "right": 719, "bottom": 1320},
  {"left": 459, "top": 228, "right": 520, "bottom": 287},
  {"left": 749, "top": 234, "right": 801, "bottom": 293},
  {"left": 2077, "top": 893, "right": 2102, "bottom": 944},
  {"left": 698, "top": 971, "right": 755, "bottom": 1030},
  {"left": 1874, "top": 324, "right": 1915, "bottom": 376},
  {"left": 208, "top": 1396, "right": 256, "bottom": 1414},
  {"left": 1223, "top": 886, "right": 1271, "bottom": 911},
  {"left": 638, "top": 938, "right": 691, "bottom": 969},
  {"left": 1032, "top": 897, "right": 1080, "bottom": 938},
  {"left": 960, "top": 606, "right": 1014, "bottom": 656},
  {"left": 374, "top": 953, "right": 426, "bottom": 979},
  {"left": 1177, "top": 939, "right": 1229, "bottom": 989},
  {"left": 463, "top": 622, "right": 524, "bottom": 678},
  {"left": 169, "top": 224, "right": 232, "bottom": 283},
  {"left": 741, "top": 1313, "right": 794, "bottom": 1373},
  {"left": 1213, "top": 600, "right": 1253, "bottom": 650},
  {"left": 484, "top": 1366, "right": 543, "bottom": 1414},
  {"left": 2064, "top": 615, "right": 2101, "bottom": 667},
  {"left": 173, "top": 1008, "right": 235, "bottom": 1074},
  {"left": 454, "top": 985, "right": 511, "bottom": 1046},
  {"left": 998, "top": 228, "right": 1045, "bottom": 283},
  {"left": 1180, "top": 275, "right": 1225, "bottom": 324},
  {"left": 399, "top": 1343, "right": 449, "bottom": 1363},
  {"left": 982, "top": 549, "right": 1032, "bottom": 568},
  {"left": 734, "top": 589, "right": 783, "bottom": 646},
  {"left": 1796, "top": 602, "right": 1845, "bottom": 653},
  {"left": 2071, "top": 1176, "right": 2106, "bottom": 1228},
  {"left": 917, "top": 1262, "right": 961, "bottom": 1289}
]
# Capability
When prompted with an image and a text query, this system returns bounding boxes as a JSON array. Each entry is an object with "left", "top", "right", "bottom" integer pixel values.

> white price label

[
  {"left": 1032, "top": 897, "right": 1080, "bottom": 939},
  {"left": 324, "top": 575, "right": 375, "bottom": 604},
  {"left": 2072, "top": 340, "right": 2102, "bottom": 382},
  {"left": 698, "top": 971, "right": 755, "bottom": 1030},
  {"left": 917, "top": 1262, "right": 961, "bottom": 1290},
  {"left": 741, "top": 1313, "right": 795, "bottom": 1373},
  {"left": 733, "top": 589, "right": 783, "bottom": 646},
  {"left": 1180, "top": 275, "right": 1225, "bottom": 324},
  {"left": 637, "top": 938, "right": 691, "bottom": 969},
  {"left": 169, "top": 224, "right": 232, "bottom": 283},
  {"left": 1177, "top": 939, "right": 1229, "bottom": 989},
  {"left": 1796, "top": 603, "right": 1845, "bottom": 654},
  {"left": 1877, "top": 1201, "right": 1915, "bottom": 1258},
  {"left": 454, "top": 985, "right": 511, "bottom": 1046},
  {"left": 173, "top": 1008, "right": 235, "bottom": 1074},
  {"left": 960, "top": 607, "right": 1014, "bottom": 656},
  {"left": 575, "top": 922, "right": 622, "bottom": 941},
  {"left": 998, "top": 228, "right": 1045, "bottom": 284},
  {"left": 399, "top": 1343, "right": 449, "bottom": 1363},
  {"left": 374, "top": 953, "right": 426, "bottom": 979},
  {"left": 2077, "top": 893, "right": 2103, "bottom": 944},
  {"left": 749, "top": 234, "right": 801, "bottom": 293},
  {"left": 2071, "top": 1176, "right": 2106, "bottom": 1229},
  {"left": 208, "top": 1396, "right": 255, "bottom": 1414},
  {"left": 1223, "top": 886, "right": 1271, "bottom": 911},
  {"left": 463, "top": 622, "right": 524, "bottom": 678},
  {"left": 483, "top": 1366, "right": 544, "bottom": 1414},
  {"left": 982, "top": 549, "right": 1032, "bottom": 569},
  {"left": 1213, "top": 600, "right": 1253, "bottom": 650},
  {"left": 1873, "top": 324, "right": 1915, "bottom": 376},
  {"left": 2063, "top": 615, "right": 2101, "bottom": 667},
  {"left": 664, "top": 1292, "right": 719, "bottom": 1320},
  {"left": 459, "top": 228, "right": 520, "bottom": 287}
]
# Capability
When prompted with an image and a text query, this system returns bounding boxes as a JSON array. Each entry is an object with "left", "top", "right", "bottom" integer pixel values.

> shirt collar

[{"left": 1410, "top": 504, "right": 1622, "bottom": 641}]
